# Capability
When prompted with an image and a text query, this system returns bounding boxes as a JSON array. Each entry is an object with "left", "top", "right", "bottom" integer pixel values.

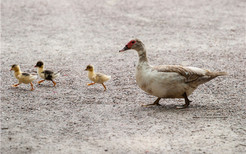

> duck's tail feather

[
  {"left": 108, "top": 76, "right": 111, "bottom": 80},
  {"left": 208, "top": 71, "right": 227, "bottom": 78},
  {"left": 30, "top": 75, "right": 38, "bottom": 81},
  {"left": 53, "top": 72, "right": 60, "bottom": 78},
  {"left": 53, "top": 70, "right": 62, "bottom": 78},
  {"left": 188, "top": 71, "right": 227, "bottom": 87}
]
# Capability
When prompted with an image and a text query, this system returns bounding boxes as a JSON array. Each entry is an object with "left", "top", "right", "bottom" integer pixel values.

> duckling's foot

[
  {"left": 102, "top": 83, "right": 107, "bottom": 91},
  {"left": 142, "top": 98, "right": 161, "bottom": 107},
  {"left": 52, "top": 80, "right": 56, "bottom": 87},
  {"left": 38, "top": 80, "right": 45, "bottom": 85},
  {"left": 87, "top": 83, "right": 95, "bottom": 86},
  {"left": 12, "top": 84, "right": 19, "bottom": 87},
  {"left": 176, "top": 93, "right": 191, "bottom": 109},
  {"left": 30, "top": 82, "right": 34, "bottom": 91}
]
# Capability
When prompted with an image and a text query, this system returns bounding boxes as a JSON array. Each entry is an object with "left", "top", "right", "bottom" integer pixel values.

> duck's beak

[{"left": 119, "top": 45, "right": 130, "bottom": 52}]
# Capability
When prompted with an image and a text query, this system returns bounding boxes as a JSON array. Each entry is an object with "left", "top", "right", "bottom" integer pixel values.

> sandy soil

[{"left": 1, "top": 0, "right": 246, "bottom": 153}]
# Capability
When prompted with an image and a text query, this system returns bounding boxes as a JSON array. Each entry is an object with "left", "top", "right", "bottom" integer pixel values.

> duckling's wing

[
  {"left": 21, "top": 73, "right": 37, "bottom": 81},
  {"left": 95, "top": 73, "right": 104, "bottom": 83},
  {"left": 43, "top": 70, "right": 54, "bottom": 74},
  {"left": 42, "top": 70, "right": 54, "bottom": 80},
  {"left": 95, "top": 73, "right": 111, "bottom": 83},
  {"left": 22, "top": 73, "right": 30, "bottom": 76},
  {"left": 153, "top": 65, "right": 206, "bottom": 83}
]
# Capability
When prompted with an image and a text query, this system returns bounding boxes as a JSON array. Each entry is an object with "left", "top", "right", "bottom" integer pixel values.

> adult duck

[{"left": 119, "top": 39, "right": 227, "bottom": 108}]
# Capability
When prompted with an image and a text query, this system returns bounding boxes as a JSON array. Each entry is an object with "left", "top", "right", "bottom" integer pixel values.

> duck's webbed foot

[
  {"left": 142, "top": 98, "right": 161, "bottom": 107},
  {"left": 51, "top": 80, "right": 56, "bottom": 87},
  {"left": 102, "top": 83, "right": 107, "bottom": 91},
  {"left": 87, "top": 83, "right": 95, "bottom": 86},
  {"left": 30, "top": 82, "right": 34, "bottom": 91},
  {"left": 38, "top": 80, "right": 45, "bottom": 85},
  {"left": 12, "top": 83, "right": 20, "bottom": 87},
  {"left": 176, "top": 92, "right": 191, "bottom": 109}
]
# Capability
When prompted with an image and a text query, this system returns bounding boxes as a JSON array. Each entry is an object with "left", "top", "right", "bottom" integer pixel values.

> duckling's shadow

[
  {"left": 86, "top": 87, "right": 106, "bottom": 94},
  {"left": 9, "top": 87, "right": 31, "bottom": 92},
  {"left": 36, "top": 84, "right": 56, "bottom": 89}
]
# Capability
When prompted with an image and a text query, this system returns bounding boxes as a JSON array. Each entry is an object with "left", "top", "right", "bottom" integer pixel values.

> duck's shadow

[
  {"left": 36, "top": 84, "right": 56, "bottom": 88},
  {"left": 139, "top": 103, "right": 209, "bottom": 112},
  {"left": 9, "top": 87, "right": 29, "bottom": 92},
  {"left": 85, "top": 87, "right": 107, "bottom": 94}
]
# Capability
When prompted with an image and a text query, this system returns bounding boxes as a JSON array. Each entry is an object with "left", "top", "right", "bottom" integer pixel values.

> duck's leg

[
  {"left": 38, "top": 80, "right": 45, "bottom": 84},
  {"left": 51, "top": 80, "right": 56, "bottom": 87},
  {"left": 176, "top": 92, "right": 191, "bottom": 109},
  {"left": 102, "top": 83, "right": 107, "bottom": 91},
  {"left": 142, "top": 98, "right": 161, "bottom": 107},
  {"left": 87, "top": 83, "right": 95, "bottom": 86},
  {"left": 12, "top": 83, "right": 20, "bottom": 87},
  {"left": 30, "top": 82, "right": 34, "bottom": 91}
]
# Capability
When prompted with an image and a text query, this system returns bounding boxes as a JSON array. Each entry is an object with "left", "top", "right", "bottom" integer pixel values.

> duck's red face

[{"left": 119, "top": 40, "right": 136, "bottom": 52}]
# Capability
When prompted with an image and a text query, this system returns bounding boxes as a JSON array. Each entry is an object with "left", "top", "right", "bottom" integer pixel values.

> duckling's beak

[
  {"left": 85, "top": 68, "right": 88, "bottom": 71},
  {"left": 119, "top": 45, "right": 130, "bottom": 52},
  {"left": 10, "top": 68, "right": 13, "bottom": 71}
]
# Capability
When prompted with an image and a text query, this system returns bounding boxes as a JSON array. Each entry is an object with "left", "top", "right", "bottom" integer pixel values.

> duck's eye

[{"left": 132, "top": 41, "right": 135, "bottom": 44}]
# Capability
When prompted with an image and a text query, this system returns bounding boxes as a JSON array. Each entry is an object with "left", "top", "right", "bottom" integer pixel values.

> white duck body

[{"left": 136, "top": 62, "right": 207, "bottom": 98}]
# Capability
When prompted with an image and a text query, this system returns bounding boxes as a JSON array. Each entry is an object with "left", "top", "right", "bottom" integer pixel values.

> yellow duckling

[
  {"left": 85, "top": 64, "right": 111, "bottom": 91},
  {"left": 10, "top": 64, "right": 37, "bottom": 91}
]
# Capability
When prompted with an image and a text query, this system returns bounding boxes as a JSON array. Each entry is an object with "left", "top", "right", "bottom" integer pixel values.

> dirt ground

[{"left": 1, "top": 0, "right": 246, "bottom": 153}]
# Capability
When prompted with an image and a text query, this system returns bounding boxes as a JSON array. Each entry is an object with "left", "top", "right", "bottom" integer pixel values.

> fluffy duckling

[
  {"left": 85, "top": 65, "right": 111, "bottom": 91},
  {"left": 119, "top": 39, "right": 227, "bottom": 108},
  {"left": 34, "top": 61, "right": 60, "bottom": 87},
  {"left": 10, "top": 64, "right": 37, "bottom": 91}
]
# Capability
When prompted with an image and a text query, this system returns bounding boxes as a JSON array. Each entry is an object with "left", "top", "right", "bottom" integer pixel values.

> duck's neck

[
  {"left": 37, "top": 67, "right": 44, "bottom": 75},
  {"left": 88, "top": 70, "right": 95, "bottom": 77},
  {"left": 137, "top": 48, "right": 149, "bottom": 67},
  {"left": 14, "top": 69, "right": 21, "bottom": 78}
]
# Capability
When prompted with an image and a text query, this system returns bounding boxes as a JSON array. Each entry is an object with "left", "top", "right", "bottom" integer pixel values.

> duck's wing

[
  {"left": 42, "top": 70, "right": 54, "bottom": 74},
  {"left": 95, "top": 73, "right": 111, "bottom": 83},
  {"left": 42, "top": 70, "right": 54, "bottom": 80},
  {"left": 152, "top": 65, "right": 207, "bottom": 83},
  {"left": 22, "top": 73, "right": 30, "bottom": 76},
  {"left": 21, "top": 72, "right": 37, "bottom": 81}
]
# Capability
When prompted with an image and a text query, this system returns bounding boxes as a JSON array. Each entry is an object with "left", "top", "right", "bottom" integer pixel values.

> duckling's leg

[
  {"left": 12, "top": 83, "right": 20, "bottom": 87},
  {"left": 102, "top": 83, "right": 107, "bottom": 91},
  {"left": 51, "top": 80, "right": 56, "bottom": 87},
  {"left": 142, "top": 98, "right": 161, "bottom": 107},
  {"left": 30, "top": 82, "right": 34, "bottom": 91},
  {"left": 38, "top": 80, "right": 45, "bottom": 84},
  {"left": 176, "top": 92, "right": 191, "bottom": 109},
  {"left": 87, "top": 83, "right": 95, "bottom": 86}
]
